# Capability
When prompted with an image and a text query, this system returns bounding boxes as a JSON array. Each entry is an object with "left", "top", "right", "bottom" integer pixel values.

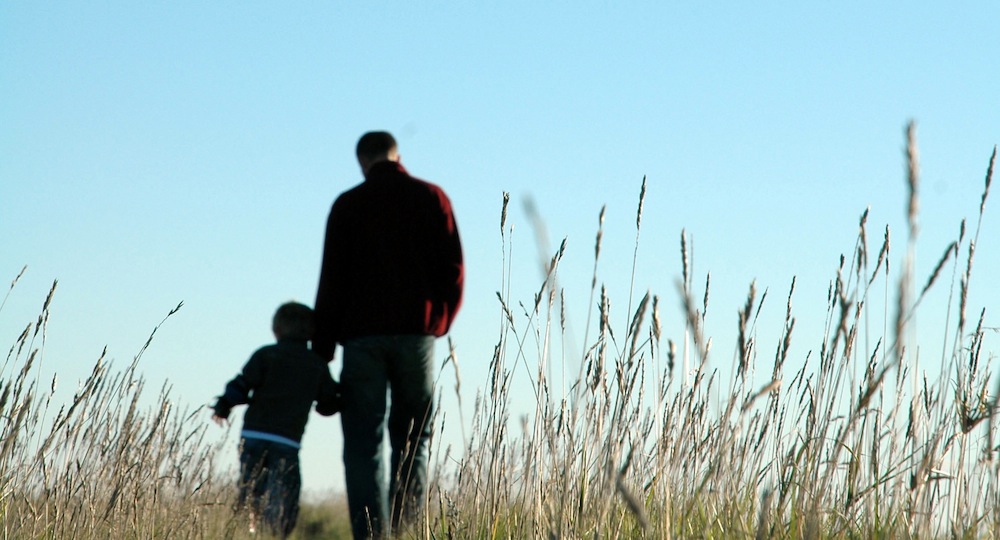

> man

[{"left": 313, "top": 131, "right": 464, "bottom": 539}]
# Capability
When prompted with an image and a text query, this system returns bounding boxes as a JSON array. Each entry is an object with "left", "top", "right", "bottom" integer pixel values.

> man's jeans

[
  {"left": 238, "top": 438, "right": 301, "bottom": 537},
  {"left": 341, "top": 335, "right": 435, "bottom": 539}
]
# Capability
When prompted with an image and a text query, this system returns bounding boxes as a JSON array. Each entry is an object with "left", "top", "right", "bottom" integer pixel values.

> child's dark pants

[{"left": 239, "top": 438, "right": 301, "bottom": 538}]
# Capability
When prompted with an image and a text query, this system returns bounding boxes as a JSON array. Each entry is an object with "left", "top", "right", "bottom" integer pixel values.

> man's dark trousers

[{"left": 340, "top": 334, "right": 435, "bottom": 539}]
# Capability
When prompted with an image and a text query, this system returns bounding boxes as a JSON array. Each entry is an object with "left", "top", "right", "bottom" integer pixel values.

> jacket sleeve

[
  {"left": 211, "top": 351, "right": 265, "bottom": 419},
  {"left": 313, "top": 206, "right": 341, "bottom": 361},
  {"left": 434, "top": 190, "right": 464, "bottom": 334}
]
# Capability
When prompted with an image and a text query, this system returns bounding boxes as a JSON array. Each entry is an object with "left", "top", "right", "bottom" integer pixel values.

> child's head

[{"left": 272, "top": 302, "right": 315, "bottom": 341}]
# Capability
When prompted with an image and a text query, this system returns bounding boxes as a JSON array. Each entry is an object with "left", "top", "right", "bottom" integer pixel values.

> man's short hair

[
  {"left": 356, "top": 131, "right": 398, "bottom": 160},
  {"left": 273, "top": 302, "right": 315, "bottom": 341}
]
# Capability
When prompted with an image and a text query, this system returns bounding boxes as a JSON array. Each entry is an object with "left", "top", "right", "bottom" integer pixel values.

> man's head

[
  {"left": 356, "top": 131, "right": 399, "bottom": 175},
  {"left": 272, "top": 302, "right": 315, "bottom": 341}
]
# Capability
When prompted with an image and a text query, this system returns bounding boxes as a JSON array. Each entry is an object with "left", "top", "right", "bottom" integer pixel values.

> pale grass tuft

[{"left": 434, "top": 125, "right": 999, "bottom": 539}]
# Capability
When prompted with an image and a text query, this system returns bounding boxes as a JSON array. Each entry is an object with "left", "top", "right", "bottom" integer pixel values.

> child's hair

[{"left": 272, "top": 302, "right": 315, "bottom": 341}]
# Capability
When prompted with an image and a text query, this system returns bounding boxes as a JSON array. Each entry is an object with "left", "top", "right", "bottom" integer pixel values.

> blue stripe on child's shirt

[{"left": 241, "top": 430, "right": 301, "bottom": 449}]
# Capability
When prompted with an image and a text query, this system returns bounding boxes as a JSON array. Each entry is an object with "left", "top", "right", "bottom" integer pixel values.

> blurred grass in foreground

[{"left": 2, "top": 124, "right": 998, "bottom": 539}]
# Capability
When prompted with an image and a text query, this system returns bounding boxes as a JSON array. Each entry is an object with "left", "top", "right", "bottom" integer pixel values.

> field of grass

[{"left": 2, "top": 126, "right": 998, "bottom": 538}]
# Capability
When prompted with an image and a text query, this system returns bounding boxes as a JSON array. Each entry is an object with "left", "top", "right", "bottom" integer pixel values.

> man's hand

[{"left": 211, "top": 414, "right": 228, "bottom": 427}]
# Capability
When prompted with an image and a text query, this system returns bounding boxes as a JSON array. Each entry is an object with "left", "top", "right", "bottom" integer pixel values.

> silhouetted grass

[
  {"left": 426, "top": 124, "right": 999, "bottom": 539},
  {"left": 3, "top": 125, "right": 997, "bottom": 538}
]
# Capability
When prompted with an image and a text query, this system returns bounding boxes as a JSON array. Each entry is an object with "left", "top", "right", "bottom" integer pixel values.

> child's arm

[
  {"left": 211, "top": 374, "right": 252, "bottom": 421},
  {"left": 210, "top": 352, "right": 265, "bottom": 422},
  {"left": 314, "top": 367, "right": 342, "bottom": 416}
]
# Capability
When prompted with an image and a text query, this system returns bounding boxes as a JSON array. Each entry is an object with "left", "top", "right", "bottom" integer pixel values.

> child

[{"left": 211, "top": 301, "right": 340, "bottom": 538}]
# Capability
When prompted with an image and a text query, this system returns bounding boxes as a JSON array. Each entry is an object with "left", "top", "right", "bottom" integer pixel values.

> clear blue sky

[{"left": 3, "top": 2, "right": 998, "bottom": 496}]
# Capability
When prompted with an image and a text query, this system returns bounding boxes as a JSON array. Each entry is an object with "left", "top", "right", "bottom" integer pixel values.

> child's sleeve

[
  {"left": 212, "top": 351, "right": 265, "bottom": 419},
  {"left": 212, "top": 374, "right": 252, "bottom": 419}
]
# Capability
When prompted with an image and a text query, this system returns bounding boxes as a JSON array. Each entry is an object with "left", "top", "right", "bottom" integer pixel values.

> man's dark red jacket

[{"left": 313, "top": 161, "right": 464, "bottom": 361}]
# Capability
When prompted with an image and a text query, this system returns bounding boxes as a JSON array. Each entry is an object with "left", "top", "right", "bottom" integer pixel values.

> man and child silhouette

[{"left": 211, "top": 131, "right": 465, "bottom": 539}]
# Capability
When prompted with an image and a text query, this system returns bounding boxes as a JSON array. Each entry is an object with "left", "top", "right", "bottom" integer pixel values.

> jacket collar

[{"left": 365, "top": 160, "right": 407, "bottom": 181}]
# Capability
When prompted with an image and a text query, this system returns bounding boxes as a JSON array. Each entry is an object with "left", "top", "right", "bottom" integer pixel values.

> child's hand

[{"left": 210, "top": 399, "right": 232, "bottom": 425}]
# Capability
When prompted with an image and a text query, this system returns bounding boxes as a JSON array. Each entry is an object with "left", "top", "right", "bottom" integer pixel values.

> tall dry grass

[
  {"left": 426, "top": 123, "right": 999, "bottom": 539},
  {"left": 0, "top": 279, "right": 246, "bottom": 538},
  {"left": 2, "top": 124, "right": 997, "bottom": 539},
  {"left": 0, "top": 275, "right": 357, "bottom": 539}
]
